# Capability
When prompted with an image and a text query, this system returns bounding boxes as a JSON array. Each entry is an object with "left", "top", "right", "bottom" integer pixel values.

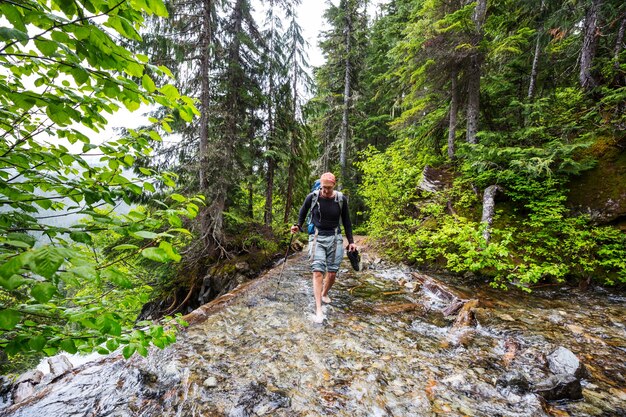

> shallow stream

[{"left": 1, "top": 246, "right": 625, "bottom": 416}]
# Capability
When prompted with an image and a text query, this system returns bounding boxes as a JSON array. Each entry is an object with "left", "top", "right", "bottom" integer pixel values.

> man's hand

[
  {"left": 290, "top": 225, "right": 300, "bottom": 234},
  {"left": 347, "top": 243, "right": 357, "bottom": 252}
]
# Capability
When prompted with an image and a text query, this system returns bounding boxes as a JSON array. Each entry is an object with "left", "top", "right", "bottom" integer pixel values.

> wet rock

[
  {"left": 502, "top": 337, "right": 520, "bottom": 367},
  {"left": 47, "top": 355, "right": 73, "bottom": 377},
  {"left": 534, "top": 374, "right": 583, "bottom": 401},
  {"left": 452, "top": 299, "right": 479, "bottom": 328},
  {"left": 0, "top": 376, "right": 12, "bottom": 402},
  {"left": 203, "top": 376, "right": 218, "bottom": 388},
  {"left": 229, "top": 382, "right": 290, "bottom": 417},
  {"left": 442, "top": 299, "right": 465, "bottom": 317},
  {"left": 12, "top": 370, "right": 44, "bottom": 404},
  {"left": 496, "top": 371, "right": 530, "bottom": 393},
  {"left": 15, "top": 370, "right": 43, "bottom": 386},
  {"left": 547, "top": 346, "right": 588, "bottom": 379}
]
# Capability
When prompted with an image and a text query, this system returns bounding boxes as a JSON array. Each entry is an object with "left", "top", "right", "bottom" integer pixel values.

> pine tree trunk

[
  {"left": 340, "top": 7, "right": 353, "bottom": 186},
  {"left": 580, "top": 0, "right": 603, "bottom": 90},
  {"left": 528, "top": 0, "right": 545, "bottom": 99},
  {"left": 466, "top": 0, "right": 486, "bottom": 145},
  {"left": 481, "top": 185, "right": 500, "bottom": 243},
  {"left": 264, "top": 49, "right": 275, "bottom": 226},
  {"left": 614, "top": 16, "right": 626, "bottom": 69},
  {"left": 448, "top": 69, "right": 458, "bottom": 160},
  {"left": 284, "top": 133, "right": 296, "bottom": 224},
  {"left": 466, "top": 55, "right": 481, "bottom": 144},
  {"left": 528, "top": 33, "right": 541, "bottom": 99},
  {"left": 284, "top": 47, "right": 300, "bottom": 224},
  {"left": 198, "top": 0, "right": 212, "bottom": 192}
]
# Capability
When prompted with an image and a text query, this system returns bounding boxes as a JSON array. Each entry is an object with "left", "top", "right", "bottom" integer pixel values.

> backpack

[{"left": 306, "top": 181, "right": 344, "bottom": 234}]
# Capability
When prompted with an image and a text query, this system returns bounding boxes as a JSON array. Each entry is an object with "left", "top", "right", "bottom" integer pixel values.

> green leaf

[
  {"left": 101, "top": 268, "right": 133, "bottom": 289},
  {"left": 31, "top": 282, "right": 57, "bottom": 303},
  {"left": 35, "top": 39, "right": 58, "bottom": 56},
  {"left": 148, "top": 130, "right": 161, "bottom": 142},
  {"left": 112, "top": 244, "right": 139, "bottom": 251},
  {"left": 60, "top": 339, "right": 77, "bottom": 354},
  {"left": 29, "top": 335, "right": 47, "bottom": 351},
  {"left": 0, "top": 27, "right": 28, "bottom": 43},
  {"left": 141, "top": 74, "right": 156, "bottom": 93},
  {"left": 2, "top": 240, "right": 31, "bottom": 249},
  {"left": 106, "top": 338, "right": 119, "bottom": 351},
  {"left": 143, "top": 182, "right": 155, "bottom": 192},
  {"left": 170, "top": 193, "right": 185, "bottom": 202},
  {"left": 69, "top": 231, "right": 93, "bottom": 244},
  {"left": 159, "top": 241, "right": 181, "bottom": 262},
  {"left": 168, "top": 214, "right": 182, "bottom": 227},
  {"left": 0, "top": 255, "right": 25, "bottom": 279},
  {"left": 0, "top": 4, "right": 27, "bottom": 32},
  {"left": 30, "top": 247, "right": 65, "bottom": 279},
  {"left": 122, "top": 343, "right": 136, "bottom": 359},
  {"left": 159, "top": 84, "right": 180, "bottom": 100},
  {"left": 146, "top": 0, "right": 169, "bottom": 17},
  {"left": 0, "top": 309, "right": 22, "bottom": 330},
  {"left": 136, "top": 344, "right": 148, "bottom": 357},
  {"left": 141, "top": 247, "right": 169, "bottom": 263},
  {"left": 0, "top": 274, "right": 28, "bottom": 291},
  {"left": 6, "top": 233, "right": 36, "bottom": 248},
  {"left": 132, "top": 230, "right": 158, "bottom": 239}
]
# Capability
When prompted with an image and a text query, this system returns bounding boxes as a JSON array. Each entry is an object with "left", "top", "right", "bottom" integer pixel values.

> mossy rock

[{"left": 567, "top": 143, "right": 626, "bottom": 225}]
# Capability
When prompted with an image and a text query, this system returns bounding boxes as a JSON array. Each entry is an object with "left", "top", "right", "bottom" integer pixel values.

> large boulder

[{"left": 547, "top": 347, "right": 588, "bottom": 379}]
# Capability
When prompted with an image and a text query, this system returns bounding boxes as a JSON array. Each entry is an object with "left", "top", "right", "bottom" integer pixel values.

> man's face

[{"left": 320, "top": 180, "right": 335, "bottom": 197}]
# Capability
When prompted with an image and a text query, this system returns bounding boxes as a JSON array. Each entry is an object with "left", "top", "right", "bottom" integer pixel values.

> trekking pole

[{"left": 275, "top": 232, "right": 294, "bottom": 294}]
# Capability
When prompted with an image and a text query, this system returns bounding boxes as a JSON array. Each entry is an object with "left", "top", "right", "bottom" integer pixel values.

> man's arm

[
  {"left": 341, "top": 195, "right": 355, "bottom": 245},
  {"left": 294, "top": 193, "right": 313, "bottom": 231}
]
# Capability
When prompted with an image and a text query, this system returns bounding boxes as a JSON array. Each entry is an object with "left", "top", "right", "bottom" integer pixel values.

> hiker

[{"left": 290, "top": 172, "right": 357, "bottom": 323}]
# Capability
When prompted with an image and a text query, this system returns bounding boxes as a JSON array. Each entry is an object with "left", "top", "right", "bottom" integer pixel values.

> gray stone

[
  {"left": 203, "top": 376, "right": 218, "bottom": 388},
  {"left": 497, "top": 371, "right": 530, "bottom": 393},
  {"left": 548, "top": 346, "right": 588, "bottom": 379},
  {"left": 12, "top": 382, "right": 36, "bottom": 404},
  {"left": 48, "top": 355, "right": 73, "bottom": 376},
  {"left": 15, "top": 370, "right": 43, "bottom": 385},
  {"left": 534, "top": 374, "right": 583, "bottom": 401}
]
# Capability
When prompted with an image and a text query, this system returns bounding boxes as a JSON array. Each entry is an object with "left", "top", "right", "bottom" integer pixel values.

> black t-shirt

[{"left": 297, "top": 192, "right": 354, "bottom": 244}]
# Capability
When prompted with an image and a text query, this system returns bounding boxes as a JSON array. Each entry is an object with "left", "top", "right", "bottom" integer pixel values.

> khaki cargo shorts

[{"left": 308, "top": 234, "right": 344, "bottom": 272}]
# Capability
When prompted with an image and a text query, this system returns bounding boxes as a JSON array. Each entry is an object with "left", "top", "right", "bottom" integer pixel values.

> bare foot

[
  {"left": 321, "top": 295, "right": 331, "bottom": 304},
  {"left": 312, "top": 312, "right": 325, "bottom": 324}
]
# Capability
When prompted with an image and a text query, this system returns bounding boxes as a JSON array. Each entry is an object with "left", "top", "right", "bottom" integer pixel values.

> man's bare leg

[
  {"left": 321, "top": 271, "right": 336, "bottom": 303},
  {"left": 313, "top": 271, "right": 324, "bottom": 322}
]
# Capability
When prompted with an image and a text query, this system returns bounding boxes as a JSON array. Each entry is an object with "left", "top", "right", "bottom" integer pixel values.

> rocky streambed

[{"left": 1, "top": 241, "right": 625, "bottom": 416}]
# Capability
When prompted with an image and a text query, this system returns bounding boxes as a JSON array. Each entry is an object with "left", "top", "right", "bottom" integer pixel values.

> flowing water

[{"left": 2, "top": 247, "right": 625, "bottom": 416}]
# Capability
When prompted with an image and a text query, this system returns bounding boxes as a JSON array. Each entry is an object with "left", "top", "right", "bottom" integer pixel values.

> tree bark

[
  {"left": 340, "top": 2, "right": 353, "bottom": 186},
  {"left": 614, "top": 15, "right": 626, "bottom": 69},
  {"left": 264, "top": 18, "right": 276, "bottom": 226},
  {"left": 580, "top": 0, "right": 603, "bottom": 90},
  {"left": 528, "top": 33, "right": 541, "bottom": 99},
  {"left": 466, "top": 55, "right": 481, "bottom": 144},
  {"left": 466, "top": 0, "right": 486, "bottom": 145},
  {"left": 198, "top": 0, "right": 213, "bottom": 192},
  {"left": 528, "top": 0, "right": 545, "bottom": 99},
  {"left": 481, "top": 185, "right": 500, "bottom": 243},
  {"left": 448, "top": 69, "right": 458, "bottom": 159}
]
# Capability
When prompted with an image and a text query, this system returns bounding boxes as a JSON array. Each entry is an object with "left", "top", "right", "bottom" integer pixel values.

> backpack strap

[{"left": 334, "top": 191, "right": 344, "bottom": 213}]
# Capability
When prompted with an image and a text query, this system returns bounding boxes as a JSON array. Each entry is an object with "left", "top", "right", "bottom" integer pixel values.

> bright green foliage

[
  {"left": 0, "top": 0, "right": 199, "bottom": 361},
  {"left": 354, "top": 0, "right": 626, "bottom": 289}
]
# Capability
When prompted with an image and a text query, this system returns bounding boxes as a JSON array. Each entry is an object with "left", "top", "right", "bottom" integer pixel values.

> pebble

[{"left": 204, "top": 376, "right": 218, "bottom": 388}]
